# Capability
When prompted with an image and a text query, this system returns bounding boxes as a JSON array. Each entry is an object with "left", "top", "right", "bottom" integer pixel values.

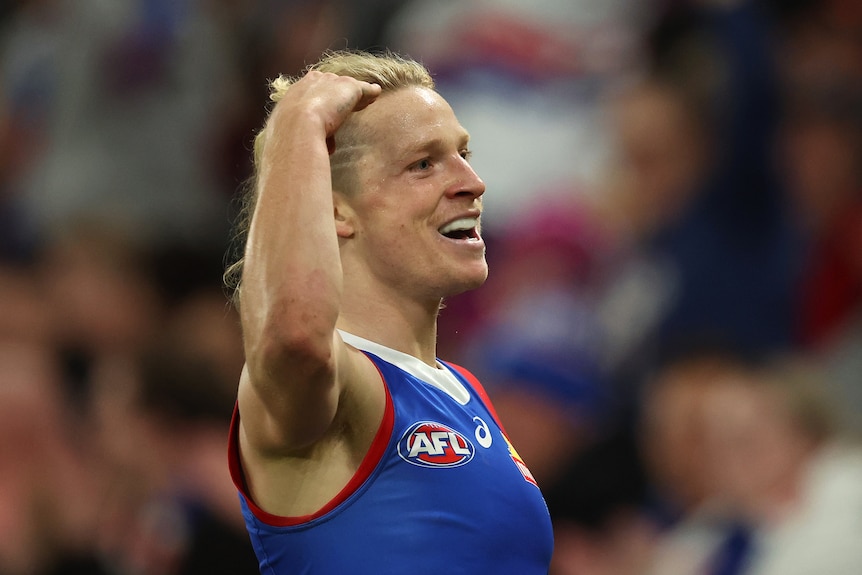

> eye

[
  {"left": 460, "top": 149, "right": 473, "bottom": 161},
  {"left": 411, "top": 158, "right": 433, "bottom": 171}
]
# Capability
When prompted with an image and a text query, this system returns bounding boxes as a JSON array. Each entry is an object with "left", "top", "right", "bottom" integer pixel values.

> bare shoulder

[{"left": 236, "top": 337, "right": 386, "bottom": 518}]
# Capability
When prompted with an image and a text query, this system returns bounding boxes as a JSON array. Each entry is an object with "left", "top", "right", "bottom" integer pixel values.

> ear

[{"left": 333, "top": 193, "right": 356, "bottom": 238}]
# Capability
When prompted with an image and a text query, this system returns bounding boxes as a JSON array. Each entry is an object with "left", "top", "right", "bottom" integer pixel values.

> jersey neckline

[{"left": 338, "top": 329, "right": 470, "bottom": 405}]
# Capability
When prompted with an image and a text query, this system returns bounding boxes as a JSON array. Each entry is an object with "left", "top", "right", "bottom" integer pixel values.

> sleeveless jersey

[{"left": 228, "top": 335, "right": 554, "bottom": 574}]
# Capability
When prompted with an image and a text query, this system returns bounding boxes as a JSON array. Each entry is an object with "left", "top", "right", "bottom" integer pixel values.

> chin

[{"left": 450, "top": 264, "right": 488, "bottom": 296}]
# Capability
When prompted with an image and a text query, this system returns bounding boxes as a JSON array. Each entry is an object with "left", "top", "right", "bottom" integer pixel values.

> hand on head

[{"left": 266, "top": 72, "right": 382, "bottom": 156}]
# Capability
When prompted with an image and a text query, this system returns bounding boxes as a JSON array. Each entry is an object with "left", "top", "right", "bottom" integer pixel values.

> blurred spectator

[
  {"left": 36, "top": 221, "right": 163, "bottom": 415},
  {"left": 775, "top": 0, "right": 862, "bottom": 433},
  {"left": 599, "top": 0, "right": 800, "bottom": 361},
  {"left": 1, "top": 0, "right": 243, "bottom": 253},
  {"left": 640, "top": 343, "right": 862, "bottom": 575},
  {"left": 0, "top": 263, "right": 52, "bottom": 345},
  {"left": 0, "top": 338, "right": 107, "bottom": 575},
  {"left": 545, "top": 429, "right": 655, "bottom": 575},
  {"left": 0, "top": 0, "right": 58, "bottom": 262},
  {"left": 702, "top": 357, "right": 862, "bottom": 575},
  {"left": 90, "top": 313, "right": 254, "bottom": 575},
  {"left": 639, "top": 344, "right": 753, "bottom": 575},
  {"left": 780, "top": 34, "right": 862, "bottom": 352}
]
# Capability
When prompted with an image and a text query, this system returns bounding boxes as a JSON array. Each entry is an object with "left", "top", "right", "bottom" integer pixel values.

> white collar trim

[{"left": 338, "top": 330, "right": 470, "bottom": 405}]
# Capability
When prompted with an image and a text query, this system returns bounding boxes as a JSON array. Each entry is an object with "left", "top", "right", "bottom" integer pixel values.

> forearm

[
  {"left": 702, "top": 0, "right": 781, "bottom": 219},
  {"left": 241, "top": 110, "right": 343, "bottom": 380}
]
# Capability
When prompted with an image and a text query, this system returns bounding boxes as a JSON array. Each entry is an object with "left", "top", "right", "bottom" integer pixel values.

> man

[{"left": 224, "top": 50, "right": 554, "bottom": 573}]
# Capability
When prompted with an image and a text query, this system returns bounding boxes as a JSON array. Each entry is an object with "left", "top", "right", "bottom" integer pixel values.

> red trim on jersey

[
  {"left": 444, "top": 362, "right": 542, "bottom": 487},
  {"left": 443, "top": 361, "right": 508, "bottom": 437},
  {"left": 227, "top": 359, "right": 394, "bottom": 527}
]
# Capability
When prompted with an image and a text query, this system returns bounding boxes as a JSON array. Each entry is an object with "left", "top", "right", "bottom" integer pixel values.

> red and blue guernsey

[{"left": 228, "top": 330, "right": 554, "bottom": 574}]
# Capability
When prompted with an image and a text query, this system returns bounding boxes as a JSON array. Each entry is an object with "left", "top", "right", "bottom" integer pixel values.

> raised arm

[{"left": 238, "top": 72, "right": 381, "bottom": 454}]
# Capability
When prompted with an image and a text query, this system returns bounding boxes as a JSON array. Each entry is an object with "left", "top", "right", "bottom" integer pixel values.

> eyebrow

[{"left": 400, "top": 130, "right": 471, "bottom": 159}]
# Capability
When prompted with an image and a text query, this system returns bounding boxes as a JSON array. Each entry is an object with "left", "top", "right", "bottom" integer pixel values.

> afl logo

[{"left": 397, "top": 421, "right": 475, "bottom": 468}]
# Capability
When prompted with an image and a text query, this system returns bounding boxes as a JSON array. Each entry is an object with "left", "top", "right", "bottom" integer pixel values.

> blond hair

[{"left": 224, "top": 50, "right": 434, "bottom": 308}]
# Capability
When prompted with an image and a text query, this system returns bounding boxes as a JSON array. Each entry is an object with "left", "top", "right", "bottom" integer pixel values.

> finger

[{"left": 353, "top": 82, "right": 382, "bottom": 112}]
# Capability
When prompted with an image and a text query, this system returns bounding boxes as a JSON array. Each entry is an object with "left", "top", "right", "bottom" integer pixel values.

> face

[
  {"left": 339, "top": 86, "right": 487, "bottom": 302},
  {"left": 612, "top": 82, "right": 706, "bottom": 232},
  {"left": 642, "top": 375, "right": 710, "bottom": 509},
  {"left": 702, "top": 380, "right": 810, "bottom": 517}
]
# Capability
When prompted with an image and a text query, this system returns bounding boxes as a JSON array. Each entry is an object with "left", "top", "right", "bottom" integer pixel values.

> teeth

[{"left": 439, "top": 217, "right": 478, "bottom": 235}]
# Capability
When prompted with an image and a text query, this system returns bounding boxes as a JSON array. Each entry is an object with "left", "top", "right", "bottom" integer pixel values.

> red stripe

[
  {"left": 227, "top": 359, "right": 394, "bottom": 527},
  {"left": 443, "top": 362, "right": 508, "bottom": 437}
]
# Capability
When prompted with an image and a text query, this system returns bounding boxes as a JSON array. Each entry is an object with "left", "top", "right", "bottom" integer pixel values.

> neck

[
  {"left": 338, "top": 289, "right": 440, "bottom": 366},
  {"left": 749, "top": 443, "right": 819, "bottom": 527},
  {"left": 750, "top": 476, "right": 803, "bottom": 527}
]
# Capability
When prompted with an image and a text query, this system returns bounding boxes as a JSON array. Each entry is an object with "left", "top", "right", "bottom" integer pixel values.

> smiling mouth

[{"left": 438, "top": 217, "right": 481, "bottom": 241}]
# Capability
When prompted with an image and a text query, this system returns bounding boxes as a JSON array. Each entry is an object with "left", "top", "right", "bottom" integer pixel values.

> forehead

[{"left": 356, "top": 86, "right": 469, "bottom": 157}]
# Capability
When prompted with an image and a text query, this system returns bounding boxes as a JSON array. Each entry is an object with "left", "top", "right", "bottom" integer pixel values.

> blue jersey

[{"left": 228, "top": 335, "right": 554, "bottom": 574}]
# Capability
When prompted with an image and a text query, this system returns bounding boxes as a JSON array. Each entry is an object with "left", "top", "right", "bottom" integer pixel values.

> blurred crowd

[{"left": 1, "top": 0, "right": 861, "bottom": 574}]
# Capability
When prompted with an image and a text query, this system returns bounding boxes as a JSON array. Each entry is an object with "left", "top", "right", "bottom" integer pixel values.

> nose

[{"left": 447, "top": 155, "right": 485, "bottom": 199}]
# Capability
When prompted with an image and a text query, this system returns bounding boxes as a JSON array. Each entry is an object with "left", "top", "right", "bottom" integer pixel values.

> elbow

[
  {"left": 245, "top": 302, "right": 336, "bottom": 383},
  {"left": 241, "top": 272, "right": 341, "bottom": 389},
  {"left": 252, "top": 320, "right": 333, "bottom": 376}
]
